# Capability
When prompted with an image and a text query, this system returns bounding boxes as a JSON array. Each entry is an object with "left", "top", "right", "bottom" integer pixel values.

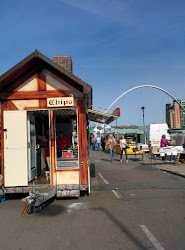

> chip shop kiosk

[{"left": 0, "top": 50, "right": 119, "bottom": 198}]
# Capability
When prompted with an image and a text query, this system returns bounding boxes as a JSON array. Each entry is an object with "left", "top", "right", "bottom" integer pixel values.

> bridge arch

[{"left": 105, "top": 85, "right": 185, "bottom": 115}]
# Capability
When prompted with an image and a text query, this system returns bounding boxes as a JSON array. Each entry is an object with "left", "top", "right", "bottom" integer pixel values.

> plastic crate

[{"left": 62, "top": 150, "right": 73, "bottom": 159}]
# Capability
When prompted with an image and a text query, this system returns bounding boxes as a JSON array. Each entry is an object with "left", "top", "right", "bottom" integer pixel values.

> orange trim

[
  {"left": 91, "top": 105, "right": 114, "bottom": 112},
  {"left": 0, "top": 90, "right": 66, "bottom": 100},
  {"left": 78, "top": 100, "right": 88, "bottom": 185},
  {"left": 56, "top": 169, "right": 79, "bottom": 172},
  {"left": 49, "top": 110, "right": 56, "bottom": 185},
  {"left": 117, "top": 107, "right": 121, "bottom": 117},
  {"left": 5, "top": 67, "right": 40, "bottom": 92},
  {"left": 7, "top": 100, "right": 18, "bottom": 110},
  {"left": 39, "top": 99, "right": 47, "bottom": 108},
  {"left": 24, "top": 106, "right": 46, "bottom": 110},
  {"left": 1, "top": 101, "right": 7, "bottom": 187},
  {"left": 37, "top": 72, "right": 46, "bottom": 91}
]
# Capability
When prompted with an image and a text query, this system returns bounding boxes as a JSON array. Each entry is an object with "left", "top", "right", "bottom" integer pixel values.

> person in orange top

[{"left": 56, "top": 131, "right": 70, "bottom": 157}]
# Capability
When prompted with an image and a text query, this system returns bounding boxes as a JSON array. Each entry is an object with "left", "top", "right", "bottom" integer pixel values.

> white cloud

[{"left": 59, "top": 0, "right": 135, "bottom": 24}]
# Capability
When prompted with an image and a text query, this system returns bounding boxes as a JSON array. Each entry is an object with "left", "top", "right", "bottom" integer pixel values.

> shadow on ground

[
  {"left": 133, "top": 165, "right": 157, "bottom": 171},
  {"left": 37, "top": 203, "right": 66, "bottom": 217},
  {"left": 92, "top": 207, "right": 148, "bottom": 250},
  {"left": 100, "top": 159, "right": 120, "bottom": 162}
]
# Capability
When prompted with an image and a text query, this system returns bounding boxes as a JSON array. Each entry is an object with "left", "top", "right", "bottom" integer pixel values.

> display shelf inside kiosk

[
  {"left": 57, "top": 159, "right": 79, "bottom": 169},
  {"left": 57, "top": 150, "right": 79, "bottom": 170}
]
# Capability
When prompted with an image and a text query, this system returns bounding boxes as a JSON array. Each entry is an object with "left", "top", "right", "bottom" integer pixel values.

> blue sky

[{"left": 0, "top": 0, "right": 185, "bottom": 126}]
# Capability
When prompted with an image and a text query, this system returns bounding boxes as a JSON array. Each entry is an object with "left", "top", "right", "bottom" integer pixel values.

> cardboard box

[
  {"left": 151, "top": 146, "right": 159, "bottom": 154},
  {"left": 140, "top": 145, "right": 149, "bottom": 151}
]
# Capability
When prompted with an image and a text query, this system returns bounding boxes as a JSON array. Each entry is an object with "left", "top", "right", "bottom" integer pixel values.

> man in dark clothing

[
  {"left": 101, "top": 134, "right": 105, "bottom": 151},
  {"left": 90, "top": 135, "right": 92, "bottom": 149}
]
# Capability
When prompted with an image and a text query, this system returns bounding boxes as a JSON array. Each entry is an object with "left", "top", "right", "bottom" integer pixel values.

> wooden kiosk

[
  {"left": 0, "top": 50, "right": 94, "bottom": 197},
  {"left": 0, "top": 50, "right": 119, "bottom": 198}
]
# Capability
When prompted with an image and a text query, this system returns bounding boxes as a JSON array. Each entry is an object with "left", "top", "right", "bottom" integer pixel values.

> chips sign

[{"left": 47, "top": 97, "right": 74, "bottom": 107}]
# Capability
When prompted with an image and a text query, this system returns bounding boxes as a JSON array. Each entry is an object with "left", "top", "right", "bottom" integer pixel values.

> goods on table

[{"left": 151, "top": 146, "right": 185, "bottom": 156}]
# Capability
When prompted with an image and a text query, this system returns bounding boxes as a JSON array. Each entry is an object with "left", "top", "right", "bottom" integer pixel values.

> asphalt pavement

[{"left": 0, "top": 150, "right": 185, "bottom": 250}]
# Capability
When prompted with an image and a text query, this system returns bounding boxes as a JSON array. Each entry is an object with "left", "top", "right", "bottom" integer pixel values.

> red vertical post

[
  {"left": 78, "top": 100, "right": 88, "bottom": 185},
  {"left": 49, "top": 110, "right": 56, "bottom": 185}
]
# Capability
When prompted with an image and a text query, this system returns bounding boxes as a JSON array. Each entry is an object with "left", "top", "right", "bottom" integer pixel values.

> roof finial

[{"left": 34, "top": 49, "right": 39, "bottom": 57}]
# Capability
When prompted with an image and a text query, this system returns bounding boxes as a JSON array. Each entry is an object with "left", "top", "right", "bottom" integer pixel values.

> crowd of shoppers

[
  {"left": 90, "top": 133, "right": 129, "bottom": 163},
  {"left": 89, "top": 132, "right": 182, "bottom": 164},
  {"left": 90, "top": 134, "right": 106, "bottom": 151}
]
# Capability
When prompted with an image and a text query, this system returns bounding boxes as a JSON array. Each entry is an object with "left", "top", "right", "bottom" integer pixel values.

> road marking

[
  {"left": 67, "top": 203, "right": 88, "bottom": 213},
  {"left": 118, "top": 191, "right": 129, "bottom": 201},
  {"left": 98, "top": 173, "right": 109, "bottom": 184},
  {"left": 140, "top": 225, "right": 165, "bottom": 250},
  {"left": 98, "top": 173, "right": 121, "bottom": 199},
  {"left": 112, "top": 190, "right": 121, "bottom": 198}
]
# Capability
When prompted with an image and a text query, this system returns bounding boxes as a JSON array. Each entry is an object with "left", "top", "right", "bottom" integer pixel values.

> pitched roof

[{"left": 0, "top": 49, "right": 92, "bottom": 94}]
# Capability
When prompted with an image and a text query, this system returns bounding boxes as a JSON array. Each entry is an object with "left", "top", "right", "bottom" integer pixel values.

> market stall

[{"left": 150, "top": 146, "right": 185, "bottom": 164}]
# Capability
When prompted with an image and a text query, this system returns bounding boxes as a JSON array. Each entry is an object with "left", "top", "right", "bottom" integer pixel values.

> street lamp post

[
  {"left": 141, "top": 106, "right": 146, "bottom": 126},
  {"left": 141, "top": 106, "right": 146, "bottom": 144}
]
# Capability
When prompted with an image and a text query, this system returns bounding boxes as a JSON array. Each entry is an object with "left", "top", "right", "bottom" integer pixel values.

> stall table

[
  {"left": 175, "top": 153, "right": 185, "bottom": 164},
  {"left": 150, "top": 146, "right": 185, "bottom": 165},
  {"left": 114, "top": 144, "right": 145, "bottom": 161}
]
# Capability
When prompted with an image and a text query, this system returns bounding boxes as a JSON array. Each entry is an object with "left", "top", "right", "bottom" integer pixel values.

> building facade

[
  {"left": 166, "top": 100, "right": 185, "bottom": 128},
  {"left": 180, "top": 100, "right": 185, "bottom": 127}
]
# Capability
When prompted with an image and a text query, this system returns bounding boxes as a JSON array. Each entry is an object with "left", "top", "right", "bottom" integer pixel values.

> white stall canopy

[{"left": 87, "top": 108, "right": 119, "bottom": 124}]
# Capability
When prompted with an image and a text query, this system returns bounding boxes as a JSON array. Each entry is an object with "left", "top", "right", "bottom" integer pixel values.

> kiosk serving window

[{"left": 54, "top": 108, "right": 79, "bottom": 170}]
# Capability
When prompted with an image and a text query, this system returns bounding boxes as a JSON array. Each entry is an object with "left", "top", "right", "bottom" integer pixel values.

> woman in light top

[
  {"left": 106, "top": 134, "right": 117, "bottom": 163},
  {"left": 120, "top": 135, "right": 128, "bottom": 163}
]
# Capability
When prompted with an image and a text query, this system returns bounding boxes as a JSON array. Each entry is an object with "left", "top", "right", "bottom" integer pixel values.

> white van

[{"left": 140, "top": 123, "right": 170, "bottom": 148}]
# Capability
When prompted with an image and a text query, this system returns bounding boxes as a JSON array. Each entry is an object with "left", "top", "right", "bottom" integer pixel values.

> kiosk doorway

[{"left": 28, "top": 110, "right": 50, "bottom": 185}]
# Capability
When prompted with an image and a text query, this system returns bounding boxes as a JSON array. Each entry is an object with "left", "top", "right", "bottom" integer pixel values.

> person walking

[
  {"left": 106, "top": 134, "right": 117, "bottom": 163},
  {"left": 91, "top": 135, "right": 95, "bottom": 150},
  {"left": 96, "top": 135, "right": 101, "bottom": 151},
  {"left": 120, "top": 135, "right": 128, "bottom": 163},
  {"left": 101, "top": 134, "right": 105, "bottom": 151},
  {"left": 90, "top": 135, "right": 92, "bottom": 149}
]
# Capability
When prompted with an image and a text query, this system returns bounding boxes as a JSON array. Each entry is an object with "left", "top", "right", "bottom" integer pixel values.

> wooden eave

[{"left": 0, "top": 50, "right": 92, "bottom": 95}]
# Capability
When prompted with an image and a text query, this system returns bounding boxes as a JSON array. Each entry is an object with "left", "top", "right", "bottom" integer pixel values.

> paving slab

[
  {"left": 138, "top": 153, "right": 185, "bottom": 178},
  {"left": 152, "top": 162, "right": 185, "bottom": 178}
]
